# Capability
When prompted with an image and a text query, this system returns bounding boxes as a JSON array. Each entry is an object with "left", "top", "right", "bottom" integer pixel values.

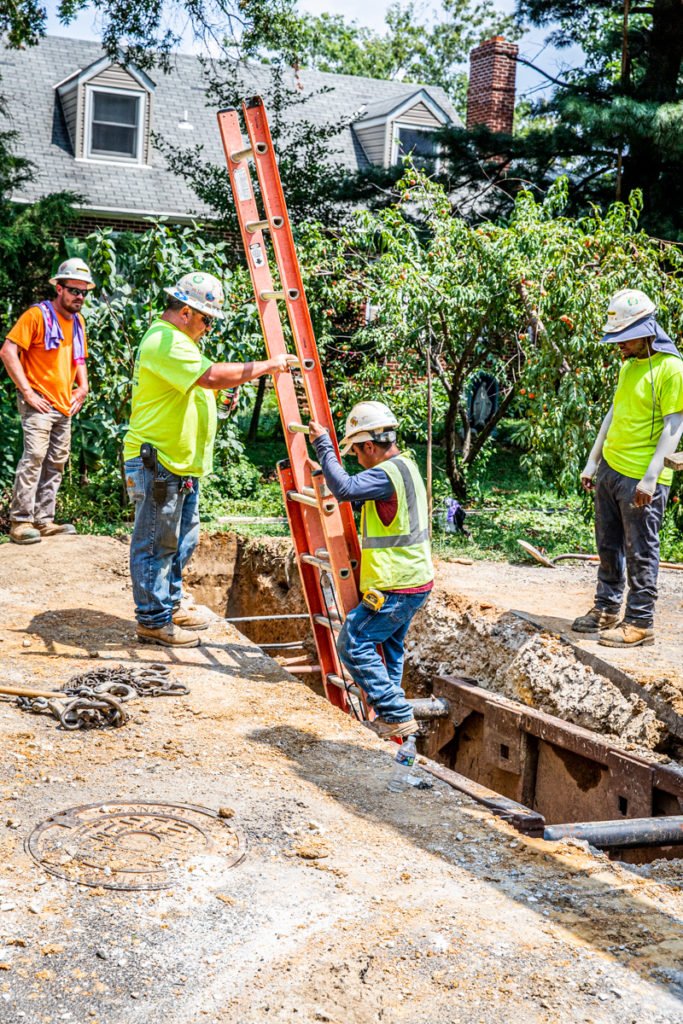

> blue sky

[{"left": 44, "top": 0, "right": 582, "bottom": 101}]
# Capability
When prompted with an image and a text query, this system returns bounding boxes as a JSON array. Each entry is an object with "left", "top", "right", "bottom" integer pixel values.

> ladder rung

[
  {"left": 301, "top": 485, "right": 315, "bottom": 497},
  {"left": 327, "top": 674, "right": 362, "bottom": 698},
  {"left": 246, "top": 216, "right": 285, "bottom": 233},
  {"left": 313, "top": 615, "right": 341, "bottom": 632},
  {"left": 309, "top": 551, "right": 350, "bottom": 580},
  {"left": 288, "top": 356, "right": 316, "bottom": 372},
  {"left": 301, "top": 553, "right": 329, "bottom": 571},
  {"left": 287, "top": 422, "right": 309, "bottom": 434},
  {"left": 315, "top": 548, "right": 330, "bottom": 560},
  {"left": 287, "top": 490, "right": 335, "bottom": 514},
  {"left": 259, "top": 288, "right": 300, "bottom": 302},
  {"left": 231, "top": 141, "right": 268, "bottom": 162}
]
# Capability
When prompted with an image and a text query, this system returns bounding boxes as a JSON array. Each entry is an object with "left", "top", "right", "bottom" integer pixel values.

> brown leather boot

[
  {"left": 571, "top": 607, "right": 620, "bottom": 633},
  {"left": 9, "top": 522, "right": 41, "bottom": 545},
  {"left": 172, "top": 596, "right": 215, "bottom": 630},
  {"left": 598, "top": 622, "right": 654, "bottom": 648},
  {"left": 34, "top": 522, "right": 77, "bottom": 537},
  {"left": 368, "top": 717, "right": 420, "bottom": 740},
  {"left": 136, "top": 622, "right": 200, "bottom": 648}
]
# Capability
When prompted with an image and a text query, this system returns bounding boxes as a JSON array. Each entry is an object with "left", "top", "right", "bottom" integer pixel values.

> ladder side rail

[
  {"left": 310, "top": 471, "right": 361, "bottom": 616},
  {"left": 216, "top": 109, "right": 309, "bottom": 493},
  {"left": 241, "top": 97, "right": 362, "bottom": 574},
  {"left": 242, "top": 97, "right": 334, "bottom": 430},
  {"left": 278, "top": 461, "right": 349, "bottom": 712}
]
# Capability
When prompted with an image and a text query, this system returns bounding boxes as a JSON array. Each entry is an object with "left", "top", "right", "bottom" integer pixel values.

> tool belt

[{"left": 140, "top": 443, "right": 168, "bottom": 504}]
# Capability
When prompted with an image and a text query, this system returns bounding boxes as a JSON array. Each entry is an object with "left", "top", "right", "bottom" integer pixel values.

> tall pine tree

[{"left": 441, "top": 0, "right": 683, "bottom": 238}]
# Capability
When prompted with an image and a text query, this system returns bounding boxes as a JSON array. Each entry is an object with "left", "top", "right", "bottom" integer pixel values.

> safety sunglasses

[{"left": 63, "top": 285, "right": 88, "bottom": 297}]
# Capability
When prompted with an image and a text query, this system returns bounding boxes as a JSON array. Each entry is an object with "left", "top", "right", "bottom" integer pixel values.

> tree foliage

[
  {"left": 287, "top": 0, "right": 518, "bottom": 112},
  {"left": 0, "top": 222, "right": 270, "bottom": 510},
  {"left": 442, "top": 0, "right": 683, "bottom": 238},
  {"left": 4, "top": 0, "right": 299, "bottom": 69},
  {"left": 156, "top": 59, "right": 367, "bottom": 230},
  {"left": 299, "top": 167, "right": 683, "bottom": 497}
]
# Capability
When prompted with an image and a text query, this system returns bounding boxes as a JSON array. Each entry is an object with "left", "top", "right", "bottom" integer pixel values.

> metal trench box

[{"left": 419, "top": 676, "right": 683, "bottom": 862}]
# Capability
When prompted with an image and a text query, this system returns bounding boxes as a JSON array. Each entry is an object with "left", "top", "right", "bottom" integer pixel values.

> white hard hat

[
  {"left": 164, "top": 271, "right": 225, "bottom": 319},
  {"left": 50, "top": 258, "right": 96, "bottom": 289},
  {"left": 601, "top": 289, "right": 656, "bottom": 334},
  {"left": 340, "top": 400, "right": 398, "bottom": 455}
]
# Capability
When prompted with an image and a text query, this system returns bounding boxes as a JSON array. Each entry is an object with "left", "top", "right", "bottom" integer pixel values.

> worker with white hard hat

[
  {"left": 572, "top": 288, "right": 683, "bottom": 648},
  {"left": 123, "top": 271, "right": 297, "bottom": 648},
  {"left": 0, "top": 257, "right": 97, "bottom": 545},
  {"left": 309, "top": 400, "right": 434, "bottom": 739}
]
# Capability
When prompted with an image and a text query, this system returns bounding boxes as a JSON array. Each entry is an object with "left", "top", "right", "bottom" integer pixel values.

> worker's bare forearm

[
  {"left": 74, "top": 362, "right": 88, "bottom": 391},
  {"left": 0, "top": 340, "right": 32, "bottom": 396},
  {"left": 196, "top": 355, "right": 292, "bottom": 390}
]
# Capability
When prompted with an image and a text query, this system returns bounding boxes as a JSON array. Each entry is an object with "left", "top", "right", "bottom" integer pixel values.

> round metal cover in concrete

[{"left": 26, "top": 800, "right": 246, "bottom": 891}]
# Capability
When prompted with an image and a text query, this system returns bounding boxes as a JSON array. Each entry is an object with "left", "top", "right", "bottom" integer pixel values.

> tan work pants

[{"left": 10, "top": 395, "right": 72, "bottom": 525}]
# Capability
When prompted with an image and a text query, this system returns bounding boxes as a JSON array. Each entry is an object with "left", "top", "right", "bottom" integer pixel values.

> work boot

[
  {"left": 571, "top": 607, "right": 620, "bottom": 633},
  {"left": 9, "top": 522, "right": 41, "bottom": 545},
  {"left": 598, "top": 621, "right": 654, "bottom": 648},
  {"left": 368, "top": 717, "right": 420, "bottom": 741},
  {"left": 172, "top": 595, "right": 215, "bottom": 631},
  {"left": 34, "top": 521, "right": 77, "bottom": 537},
  {"left": 136, "top": 622, "right": 200, "bottom": 648}
]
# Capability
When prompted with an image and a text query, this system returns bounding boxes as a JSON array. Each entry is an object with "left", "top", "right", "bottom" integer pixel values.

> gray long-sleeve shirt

[{"left": 311, "top": 432, "right": 395, "bottom": 504}]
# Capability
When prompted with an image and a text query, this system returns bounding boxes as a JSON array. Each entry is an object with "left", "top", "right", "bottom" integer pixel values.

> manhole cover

[{"left": 26, "top": 801, "right": 246, "bottom": 891}]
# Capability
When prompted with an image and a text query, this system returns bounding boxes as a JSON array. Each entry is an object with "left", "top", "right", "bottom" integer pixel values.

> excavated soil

[
  {"left": 0, "top": 534, "right": 682, "bottom": 1024},
  {"left": 189, "top": 534, "right": 683, "bottom": 756}
]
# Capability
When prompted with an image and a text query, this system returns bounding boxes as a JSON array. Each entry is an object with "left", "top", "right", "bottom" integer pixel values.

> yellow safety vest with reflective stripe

[{"left": 360, "top": 454, "right": 434, "bottom": 592}]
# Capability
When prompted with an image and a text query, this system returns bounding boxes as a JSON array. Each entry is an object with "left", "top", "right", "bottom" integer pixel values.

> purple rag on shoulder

[{"left": 34, "top": 301, "right": 85, "bottom": 364}]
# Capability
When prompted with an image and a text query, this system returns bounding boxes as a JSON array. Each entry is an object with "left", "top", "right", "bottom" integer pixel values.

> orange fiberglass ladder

[{"left": 217, "top": 97, "right": 369, "bottom": 721}]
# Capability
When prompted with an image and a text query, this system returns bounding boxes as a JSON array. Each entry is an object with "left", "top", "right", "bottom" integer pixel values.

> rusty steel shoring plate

[{"left": 26, "top": 800, "right": 246, "bottom": 891}]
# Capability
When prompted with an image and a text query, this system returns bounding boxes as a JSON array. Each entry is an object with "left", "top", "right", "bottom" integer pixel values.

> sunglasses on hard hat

[{"left": 63, "top": 285, "right": 88, "bottom": 297}]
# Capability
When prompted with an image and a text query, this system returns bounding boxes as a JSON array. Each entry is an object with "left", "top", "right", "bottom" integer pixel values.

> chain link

[{"left": 16, "top": 662, "right": 189, "bottom": 730}]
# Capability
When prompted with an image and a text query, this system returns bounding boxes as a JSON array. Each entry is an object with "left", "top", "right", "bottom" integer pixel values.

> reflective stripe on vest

[{"left": 361, "top": 457, "right": 429, "bottom": 549}]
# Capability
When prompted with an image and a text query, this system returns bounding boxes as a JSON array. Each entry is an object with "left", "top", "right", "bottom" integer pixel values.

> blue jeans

[
  {"left": 337, "top": 591, "right": 430, "bottom": 722},
  {"left": 594, "top": 461, "right": 669, "bottom": 628},
  {"left": 125, "top": 457, "right": 200, "bottom": 628}
]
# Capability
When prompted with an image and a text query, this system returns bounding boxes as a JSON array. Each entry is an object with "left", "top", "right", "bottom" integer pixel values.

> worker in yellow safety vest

[{"left": 308, "top": 401, "right": 434, "bottom": 739}]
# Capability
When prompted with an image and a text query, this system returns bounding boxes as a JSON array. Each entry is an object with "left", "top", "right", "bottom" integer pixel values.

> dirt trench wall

[
  {"left": 188, "top": 533, "right": 665, "bottom": 752},
  {"left": 406, "top": 594, "right": 665, "bottom": 751},
  {"left": 186, "top": 532, "right": 308, "bottom": 646}
]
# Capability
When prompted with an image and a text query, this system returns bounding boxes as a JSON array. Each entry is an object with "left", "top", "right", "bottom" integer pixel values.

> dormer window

[
  {"left": 352, "top": 89, "right": 451, "bottom": 171},
  {"left": 55, "top": 59, "right": 155, "bottom": 165},
  {"left": 86, "top": 88, "right": 144, "bottom": 161},
  {"left": 394, "top": 126, "right": 440, "bottom": 169}
]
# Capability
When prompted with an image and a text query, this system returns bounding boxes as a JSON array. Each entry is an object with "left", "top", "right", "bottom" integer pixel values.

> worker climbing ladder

[{"left": 217, "top": 97, "right": 369, "bottom": 720}]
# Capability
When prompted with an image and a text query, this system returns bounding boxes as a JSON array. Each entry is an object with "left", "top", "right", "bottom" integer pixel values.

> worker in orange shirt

[{"left": 0, "top": 258, "right": 95, "bottom": 545}]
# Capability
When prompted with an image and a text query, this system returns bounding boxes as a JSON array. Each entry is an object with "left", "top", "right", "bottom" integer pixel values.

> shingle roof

[{"left": 0, "top": 36, "right": 461, "bottom": 221}]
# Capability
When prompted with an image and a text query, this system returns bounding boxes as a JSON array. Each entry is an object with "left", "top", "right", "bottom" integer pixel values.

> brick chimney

[{"left": 466, "top": 36, "right": 518, "bottom": 135}]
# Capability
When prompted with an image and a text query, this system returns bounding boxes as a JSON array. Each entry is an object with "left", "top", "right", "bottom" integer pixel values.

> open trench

[{"left": 186, "top": 532, "right": 683, "bottom": 860}]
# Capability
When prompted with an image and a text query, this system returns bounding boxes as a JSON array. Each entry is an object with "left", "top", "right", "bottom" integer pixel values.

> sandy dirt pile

[{"left": 0, "top": 535, "right": 682, "bottom": 1023}]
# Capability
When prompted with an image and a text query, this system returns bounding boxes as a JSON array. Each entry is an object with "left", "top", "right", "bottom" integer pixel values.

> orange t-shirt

[{"left": 6, "top": 305, "right": 88, "bottom": 416}]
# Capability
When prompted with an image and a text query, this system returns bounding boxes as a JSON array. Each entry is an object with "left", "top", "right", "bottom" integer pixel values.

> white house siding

[{"left": 354, "top": 124, "right": 388, "bottom": 166}]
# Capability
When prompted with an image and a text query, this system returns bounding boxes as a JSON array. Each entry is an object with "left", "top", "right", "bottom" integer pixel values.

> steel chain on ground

[{"left": 15, "top": 662, "right": 189, "bottom": 729}]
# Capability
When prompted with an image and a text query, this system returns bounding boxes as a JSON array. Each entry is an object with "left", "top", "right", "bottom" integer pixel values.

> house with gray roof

[{"left": 0, "top": 36, "right": 462, "bottom": 234}]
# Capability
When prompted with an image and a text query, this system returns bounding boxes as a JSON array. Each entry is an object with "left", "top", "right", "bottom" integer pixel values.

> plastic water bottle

[{"left": 387, "top": 736, "right": 418, "bottom": 793}]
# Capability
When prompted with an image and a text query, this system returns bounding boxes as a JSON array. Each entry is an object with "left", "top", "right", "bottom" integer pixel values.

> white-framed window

[
  {"left": 85, "top": 86, "right": 145, "bottom": 163},
  {"left": 392, "top": 124, "right": 441, "bottom": 170}
]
